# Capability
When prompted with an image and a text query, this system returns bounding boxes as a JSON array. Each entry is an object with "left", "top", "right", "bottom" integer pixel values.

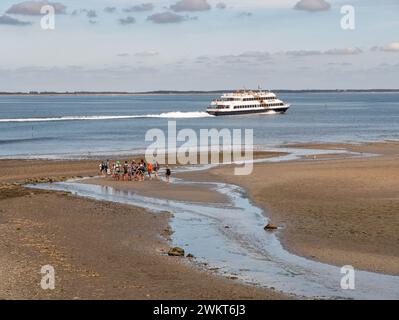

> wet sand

[
  {"left": 1, "top": 143, "right": 398, "bottom": 299},
  {"left": 0, "top": 162, "right": 286, "bottom": 300},
  {"left": 85, "top": 178, "right": 228, "bottom": 204},
  {"left": 0, "top": 159, "right": 99, "bottom": 184},
  {"left": 197, "top": 142, "right": 399, "bottom": 276}
]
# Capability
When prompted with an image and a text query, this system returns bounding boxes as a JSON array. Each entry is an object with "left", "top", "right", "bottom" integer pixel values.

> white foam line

[{"left": 0, "top": 111, "right": 214, "bottom": 123}]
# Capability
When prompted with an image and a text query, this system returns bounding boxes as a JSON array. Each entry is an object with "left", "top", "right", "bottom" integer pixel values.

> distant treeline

[{"left": 1, "top": 89, "right": 399, "bottom": 95}]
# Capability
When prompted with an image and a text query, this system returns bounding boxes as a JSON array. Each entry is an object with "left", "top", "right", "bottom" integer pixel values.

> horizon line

[{"left": 2, "top": 89, "right": 399, "bottom": 95}]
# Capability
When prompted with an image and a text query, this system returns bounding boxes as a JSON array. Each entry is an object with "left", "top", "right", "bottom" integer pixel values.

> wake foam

[
  {"left": 0, "top": 111, "right": 213, "bottom": 123},
  {"left": 156, "top": 111, "right": 213, "bottom": 118}
]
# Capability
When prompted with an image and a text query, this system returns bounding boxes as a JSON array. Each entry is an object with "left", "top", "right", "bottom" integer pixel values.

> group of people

[{"left": 99, "top": 159, "right": 172, "bottom": 183}]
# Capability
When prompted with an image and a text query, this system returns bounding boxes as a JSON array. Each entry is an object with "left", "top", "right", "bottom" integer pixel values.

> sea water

[{"left": 0, "top": 92, "right": 399, "bottom": 158}]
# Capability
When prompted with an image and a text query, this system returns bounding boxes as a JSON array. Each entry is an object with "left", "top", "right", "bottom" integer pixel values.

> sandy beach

[
  {"left": 197, "top": 142, "right": 399, "bottom": 276},
  {"left": 1, "top": 142, "right": 398, "bottom": 299},
  {"left": 0, "top": 159, "right": 286, "bottom": 300}
]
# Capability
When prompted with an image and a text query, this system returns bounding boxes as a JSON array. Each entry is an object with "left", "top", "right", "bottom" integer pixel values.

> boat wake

[{"left": 0, "top": 111, "right": 213, "bottom": 123}]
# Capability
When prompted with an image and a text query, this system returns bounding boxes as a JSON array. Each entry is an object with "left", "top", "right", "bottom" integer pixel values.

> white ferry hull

[{"left": 207, "top": 106, "right": 289, "bottom": 116}]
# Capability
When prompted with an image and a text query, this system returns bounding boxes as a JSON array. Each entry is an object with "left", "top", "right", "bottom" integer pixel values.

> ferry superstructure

[{"left": 206, "top": 90, "right": 290, "bottom": 116}]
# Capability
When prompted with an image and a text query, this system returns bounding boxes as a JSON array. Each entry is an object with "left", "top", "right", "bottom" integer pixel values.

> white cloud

[
  {"left": 287, "top": 47, "right": 362, "bottom": 56},
  {"left": 135, "top": 50, "right": 159, "bottom": 57},
  {"left": 104, "top": 7, "right": 117, "bottom": 14},
  {"left": 325, "top": 48, "right": 362, "bottom": 55},
  {"left": 86, "top": 9, "right": 97, "bottom": 18},
  {"left": 294, "top": 0, "right": 331, "bottom": 12},
  {"left": 381, "top": 42, "right": 399, "bottom": 52},
  {"left": 147, "top": 12, "right": 187, "bottom": 23},
  {"left": 286, "top": 50, "right": 322, "bottom": 57},
  {"left": 222, "top": 0, "right": 296, "bottom": 9},
  {"left": 119, "top": 16, "right": 136, "bottom": 25},
  {"left": 124, "top": 3, "right": 154, "bottom": 13},
  {"left": 6, "top": 1, "right": 67, "bottom": 15},
  {"left": 170, "top": 0, "right": 211, "bottom": 12},
  {"left": 0, "top": 14, "right": 32, "bottom": 25}
]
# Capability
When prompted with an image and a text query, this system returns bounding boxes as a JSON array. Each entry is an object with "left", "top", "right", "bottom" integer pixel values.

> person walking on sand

[
  {"left": 106, "top": 160, "right": 110, "bottom": 175},
  {"left": 165, "top": 165, "right": 171, "bottom": 183},
  {"left": 115, "top": 160, "right": 122, "bottom": 181},
  {"left": 147, "top": 161, "right": 153, "bottom": 180},
  {"left": 123, "top": 161, "right": 129, "bottom": 181},
  {"left": 138, "top": 161, "right": 145, "bottom": 182},
  {"left": 99, "top": 162, "right": 104, "bottom": 176},
  {"left": 153, "top": 161, "right": 160, "bottom": 179}
]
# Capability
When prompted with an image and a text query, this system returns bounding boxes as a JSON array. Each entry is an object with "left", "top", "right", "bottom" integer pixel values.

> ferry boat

[{"left": 206, "top": 90, "right": 290, "bottom": 116}]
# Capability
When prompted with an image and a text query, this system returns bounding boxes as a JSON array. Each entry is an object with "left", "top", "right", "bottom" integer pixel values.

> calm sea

[{"left": 0, "top": 93, "right": 398, "bottom": 159}]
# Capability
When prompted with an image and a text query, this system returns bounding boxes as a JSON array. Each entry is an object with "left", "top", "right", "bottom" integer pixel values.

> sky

[{"left": 0, "top": 0, "right": 398, "bottom": 91}]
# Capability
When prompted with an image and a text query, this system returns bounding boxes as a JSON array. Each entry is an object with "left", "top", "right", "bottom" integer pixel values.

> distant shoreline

[{"left": 1, "top": 89, "right": 399, "bottom": 96}]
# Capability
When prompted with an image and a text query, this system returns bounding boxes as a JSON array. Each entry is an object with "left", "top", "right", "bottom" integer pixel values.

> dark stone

[
  {"left": 168, "top": 247, "right": 185, "bottom": 257},
  {"left": 264, "top": 223, "right": 278, "bottom": 231}
]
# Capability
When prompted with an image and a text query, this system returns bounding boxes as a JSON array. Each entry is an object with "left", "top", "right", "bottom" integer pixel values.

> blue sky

[{"left": 0, "top": 0, "right": 398, "bottom": 91}]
